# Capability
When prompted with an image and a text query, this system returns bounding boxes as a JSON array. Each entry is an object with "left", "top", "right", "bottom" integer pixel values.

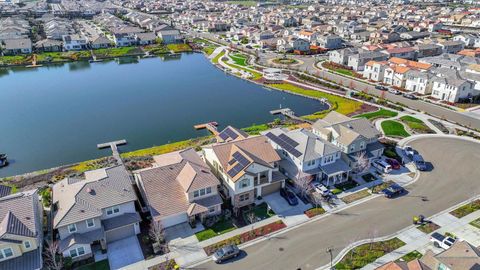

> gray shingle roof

[
  {"left": 0, "top": 190, "right": 40, "bottom": 238},
  {"left": 52, "top": 165, "right": 137, "bottom": 228},
  {"left": 102, "top": 212, "right": 141, "bottom": 231},
  {"left": 0, "top": 249, "right": 42, "bottom": 270}
]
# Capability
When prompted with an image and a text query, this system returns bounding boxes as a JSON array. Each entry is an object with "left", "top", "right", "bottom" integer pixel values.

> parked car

[
  {"left": 413, "top": 154, "right": 427, "bottom": 171},
  {"left": 375, "top": 85, "right": 388, "bottom": 91},
  {"left": 404, "top": 146, "right": 418, "bottom": 158},
  {"left": 280, "top": 188, "right": 299, "bottom": 205},
  {"left": 312, "top": 182, "right": 332, "bottom": 197},
  {"left": 385, "top": 158, "right": 401, "bottom": 170},
  {"left": 212, "top": 244, "right": 240, "bottom": 263},
  {"left": 431, "top": 232, "right": 455, "bottom": 250},
  {"left": 388, "top": 88, "right": 401, "bottom": 95},
  {"left": 403, "top": 93, "right": 418, "bottom": 100},
  {"left": 246, "top": 45, "right": 253, "bottom": 49},
  {"left": 372, "top": 160, "right": 392, "bottom": 174},
  {"left": 382, "top": 183, "right": 406, "bottom": 198}
]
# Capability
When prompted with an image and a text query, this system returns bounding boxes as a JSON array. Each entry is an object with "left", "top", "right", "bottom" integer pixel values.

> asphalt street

[{"left": 193, "top": 137, "right": 480, "bottom": 270}]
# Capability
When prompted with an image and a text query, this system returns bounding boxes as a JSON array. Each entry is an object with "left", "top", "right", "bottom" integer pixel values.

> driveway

[
  {"left": 263, "top": 192, "right": 312, "bottom": 226},
  {"left": 107, "top": 236, "right": 144, "bottom": 270},
  {"left": 196, "top": 137, "right": 480, "bottom": 270}
]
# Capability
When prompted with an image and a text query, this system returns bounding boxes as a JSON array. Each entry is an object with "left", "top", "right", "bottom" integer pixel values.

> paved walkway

[{"left": 361, "top": 201, "right": 480, "bottom": 270}]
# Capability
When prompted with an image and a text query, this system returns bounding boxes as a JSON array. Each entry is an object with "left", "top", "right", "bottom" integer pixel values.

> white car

[
  {"left": 404, "top": 146, "right": 418, "bottom": 158},
  {"left": 388, "top": 89, "right": 401, "bottom": 95},
  {"left": 312, "top": 182, "right": 331, "bottom": 197}
]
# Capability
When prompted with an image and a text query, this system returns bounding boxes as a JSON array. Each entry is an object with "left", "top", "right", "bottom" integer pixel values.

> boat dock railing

[{"left": 97, "top": 139, "right": 127, "bottom": 164}]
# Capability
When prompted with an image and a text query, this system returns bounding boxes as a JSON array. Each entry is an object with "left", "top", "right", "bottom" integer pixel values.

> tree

[
  {"left": 44, "top": 241, "right": 63, "bottom": 270},
  {"left": 353, "top": 152, "right": 370, "bottom": 175},
  {"left": 149, "top": 221, "right": 166, "bottom": 254},
  {"left": 294, "top": 174, "right": 313, "bottom": 199}
]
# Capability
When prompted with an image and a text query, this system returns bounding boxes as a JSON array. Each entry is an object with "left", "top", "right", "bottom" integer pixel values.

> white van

[{"left": 372, "top": 160, "right": 392, "bottom": 174}]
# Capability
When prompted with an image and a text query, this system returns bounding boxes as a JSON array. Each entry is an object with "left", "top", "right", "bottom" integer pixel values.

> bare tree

[
  {"left": 44, "top": 241, "right": 63, "bottom": 270},
  {"left": 353, "top": 152, "right": 370, "bottom": 175},
  {"left": 149, "top": 221, "right": 166, "bottom": 254},
  {"left": 311, "top": 192, "right": 323, "bottom": 209},
  {"left": 294, "top": 174, "right": 313, "bottom": 199}
]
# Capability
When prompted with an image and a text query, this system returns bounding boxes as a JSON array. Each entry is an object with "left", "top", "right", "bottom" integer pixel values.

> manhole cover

[{"left": 279, "top": 247, "right": 284, "bottom": 251}]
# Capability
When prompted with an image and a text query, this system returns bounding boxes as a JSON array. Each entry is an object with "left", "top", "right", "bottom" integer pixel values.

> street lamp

[{"left": 326, "top": 246, "right": 334, "bottom": 270}]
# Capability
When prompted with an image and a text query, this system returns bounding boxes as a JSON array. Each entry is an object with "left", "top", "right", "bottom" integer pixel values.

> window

[
  {"left": 240, "top": 179, "right": 250, "bottom": 188},
  {"left": 239, "top": 193, "right": 249, "bottom": 202},
  {"left": 0, "top": 248, "right": 14, "bottom": 259},
  {"left": 106, "top": 206, "right": 120, "bottom": 215},
  {"left": 78, "top": 247, "right": 85, "bottom": 256},
  {"left": 206, "top": 187, "right": 212, "bottom": 194},
  {"left": 69, "top": 247, "right": 85, "bottom": 258},
  {"left": 69, "top": 249, "right": 77, "bottom": 258},
  {"left": 209, "top": 206, "right": 216, "bottom": 213},
  {"left": 86, "top": 219, "right": 95, "bottom": 228},
  {"left": 24, "top": 241, "right": 31, "bottom": 249},
  {"left": 68, "top": 224, "right": 77, "bottom": 233},
  {"left": 193, "top": 190, "right": 199, "bottom": 198}
]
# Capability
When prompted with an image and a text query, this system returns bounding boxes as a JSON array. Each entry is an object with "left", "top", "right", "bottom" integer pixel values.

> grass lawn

[
  {"left": 269, "top": 83, "right": 363, "bottom": 117},
  {"left": 241, "top": 123, "right": 270, "bottom": 135},
  {"left": 203, "top": 46, "right": 217, "bottom": 56},
  {"left": 93, "top": 47, "right": 142, "bottom": 58},
  {"left": 195, "top": 218, "right": 237, "bottom": 241},
  {"left": 244, "top": 202, "right": 275, "bottom": 223},
  {"left": 371, "top": 181, "right": 394, "bottom": 193},
  {"left": 353, "top": 109, "right": 398, "bottom": 121},
  {"left": 334, "top": 180, "right": 360, "bottom": 191},
  {"left": 0, "top": 55, "right": 29, "bottom": 65},
  {"left": 143, "top": 44, "right": 169, "bottom": 54},
  {"left": 224, "top": 60, "right": 262, "bottom": 80},
  {"left": 230, "top": 53, "right": 248, "bottom": 66},
  {"left": 417, "top": 222, "right": 440, "bottom": 234},
  {"left": 450, "top": 200, "right": 480, "bottom": 218},
  {"left": 167, "top": 43, "right": 192, "bottom": 53},
  {"left": 335, "top": 238, "right": 406, "bottom": 269},
  {"left": 399, "top": 116, "right": 434, "bottom": 134},
  {"left": 226, "top": 0, "right": 258, "bottom": 6},
  {"left": 212, "top": 50, "right": 225, "bottom": 64},
  {"left": 77, "top": 260, "right": 110, "bottom": 270},
  {"left": 341, "top": 189, "right": 371, "bottom": 204},
  {"left": 381, "top": 120, "right": 410, "bottom": 138},
  {"left": 469, "top": 217, "right": 480, "bottom": 229},
  {"left": 361, "top": 173, "right": 376, "bottom": 183},
  {"left": 398, "top": 250, "right": 422, "bottom": 262},
  {"left": 120, "top": 136, "right": 212, "bottom": 158}
]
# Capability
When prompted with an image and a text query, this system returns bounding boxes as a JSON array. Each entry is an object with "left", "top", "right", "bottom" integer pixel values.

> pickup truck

[{"left": 431, "top": 232, "right": 455, "bottom": 249}]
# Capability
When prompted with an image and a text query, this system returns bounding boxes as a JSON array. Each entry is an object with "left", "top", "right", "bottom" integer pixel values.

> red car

[{"left": 386, "top": 158, "right": 401, "bottom": 170}]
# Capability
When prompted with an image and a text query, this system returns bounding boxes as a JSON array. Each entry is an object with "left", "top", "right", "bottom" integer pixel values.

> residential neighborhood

[{"left": 1, "top": 0, "right": 480, "bottom": 269}]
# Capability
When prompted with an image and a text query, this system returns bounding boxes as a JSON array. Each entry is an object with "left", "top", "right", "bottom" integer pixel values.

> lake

[{"left": 0, "top": 53, "right": 327, "bottom": 177}]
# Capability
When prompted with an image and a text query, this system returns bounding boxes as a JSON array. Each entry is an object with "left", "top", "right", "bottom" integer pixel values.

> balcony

[{"left": 254, "top": 176, "right": 269, "bottom": 186}]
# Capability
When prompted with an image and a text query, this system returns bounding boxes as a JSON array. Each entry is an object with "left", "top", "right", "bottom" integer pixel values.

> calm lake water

[{"left": 0, "top": 53, "right": 326, "bottom": 177}]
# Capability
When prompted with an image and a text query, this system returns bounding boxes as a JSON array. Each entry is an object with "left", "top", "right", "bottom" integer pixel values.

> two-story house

[
  {"left": 0, "top": 190, "right": 43, "bottom": 270},
  {"left": 52, "top": 165, "right": 141, "bottom": 262},
  {"left": 262, "top": 128, "right": 350, "bottom": 187},
  {"left": 62, "top": 34, "right": 88, "bottom": 51},
  {"left": 203, "top": 136, "right": 286, "bottom": 212},
  {"left": 312, "top": 111, "right": 384, "bottom": 173},
  {"left": 134, "top": 148, "right": 222, "bottom": 228}
]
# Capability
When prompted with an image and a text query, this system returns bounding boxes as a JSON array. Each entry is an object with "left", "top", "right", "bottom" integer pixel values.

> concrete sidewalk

[{"left": 361, "top": 202, "right": 480, "bottom": 270}]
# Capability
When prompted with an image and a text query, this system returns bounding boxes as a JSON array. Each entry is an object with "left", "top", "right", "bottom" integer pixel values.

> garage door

[
  {"left": 261, "top": 181, "right": 282, "bottom": 196},
  {"left": 106, "top": 224, "right": 135, "bottom": 243},
  {"left": 161, "top": 213, "right": 188, "bottom": 228}
]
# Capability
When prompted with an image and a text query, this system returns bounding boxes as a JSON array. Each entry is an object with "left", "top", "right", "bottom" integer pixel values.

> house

[
  {"left": 156, "top": 28, "right": 182, "bottom": 44},
  {"left": 0, "top": 190, "right": 43, "bottom": 270},
  {"left": 134, "top": 148, "right": 222, "bottom": 228},
  {"left": 453, "top": 34, "right": 480, "bottom": 48},
  {"left": 376, "top": 240, "right": 480, "bottom": 270},
  {"left": 316, "top": 35, "right": 343, "bottom": 50},
  {"left": 35, "top": 39, "right": 62, "bottom": 52},
  {"left": 90, "top": 36, "right": 111, "bottom": 49},
  {"left": 383, "top": 47, "right": 416, "bottom": 60},
  {"left": 436, "top": 40, "right": 465, "bottom": 54},
  {"left": 1, "top": 38, "right": 32, "bottom": 55},
  {"left": 383, "top": 65, "right": 411, "bottom": 88},
  {"left": 216, "top": 126, "right": 249, "bottom": 143},
  {"left": 312, "top": 111, "right": 384, "bottom": 172},
  {"left": 113, "top": 33, "right": 137, "bottom": 47},
  {"left": 348, "top": 50, "right": 388, "bottom": 71},
  {"left": 329, "top": 48, "right": 359, "bottom": 66},
  {"left": 262, "top": 128, "right": 350, "bottom": 186},
  {"left": 135, "top": 32, "right": 156, "bottom": 45},
  {"left": 203, "top": 136, "right": 287, "bottom": 212},
  {"left": 405, "top": 70, "right": 434, "bottom": 95},
  {"left": 62, "top": 34, "right": 88, "bottom": 51},
  {"left": 363, "top": 60, "right": 387, "bottom": 82},
  {"left": 52, "top": 165, "right": 141, "bottom": 261},
  {"left": 414, "top": 44, "right": 443, "bottom": 58},
  {"left": 431, "top": 69, "right": 475, "bottom": 103}
]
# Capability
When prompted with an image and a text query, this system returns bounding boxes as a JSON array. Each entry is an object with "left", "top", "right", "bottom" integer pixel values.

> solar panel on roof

[
  {"left": 232, "top": 151, "right": 250, "bottom": 167},
  {"left": 228, "top": 159, "right": 236, "bottom": 165},
  {"left": 227, "top": 168, "right": 237, "bottom": 177},
  {"left": 279, "top": 133, "right": 299, "bottom": 147},
  {"left": 219, "top": 132, "right": 229, "bottom": 140},
  {"left": 224, "top": 127, "right": 239, "bottom": 140}
]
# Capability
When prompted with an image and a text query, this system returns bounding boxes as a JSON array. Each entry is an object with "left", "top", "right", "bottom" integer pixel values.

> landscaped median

[
  {"left": 381, "top": 120, "right": 410, "bottom": 138},
  {"left": 450, "top": 199, "right": 480, "bottom": 218},
  {"left": 341, "top": 189, "right": 372, "bottom": 204},
  {"left": 304, "top": 207, "right": 326, "bottom": 218},
  {"left": 203, "top": 220, "right": 286, "bottom": 256},
  {"left": 399, "top": 116, "right": 434, "bottom": 134},
  {"left": 353, "top": 108, "right": 398, "bottom": 121},
  {"left": 335, "top": 238, "right": 406, "bottom": 269}
]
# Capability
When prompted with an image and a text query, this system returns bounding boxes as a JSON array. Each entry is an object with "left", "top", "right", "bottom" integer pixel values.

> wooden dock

[
  {"left": 270, "top": 108, "right": 313, "bottom": 124},
  {"left": 194, "top": 122, "right": 219, "bottom": 135},
  {"left": 97, "top": 139, "right": 127, "bottom": 163}
]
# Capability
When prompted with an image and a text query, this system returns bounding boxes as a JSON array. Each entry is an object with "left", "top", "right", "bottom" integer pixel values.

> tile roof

[
  {"left": 135, "top": 148, "right": 220, "bottom": 221},
  {"left": 0, "top": 249, "right": 42, "bottom": 270},
  {"left": 0, "top": 185, "right": 12, "bottom": 198},
  {"left": 52, "top": 165, "right": 137, "bottom": 228},
  {"left": 58, "top": 227, "right": 105, "bottom": 252},
  {"left": 0, "top": 190, "right": 40, "bottom": 239}
]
